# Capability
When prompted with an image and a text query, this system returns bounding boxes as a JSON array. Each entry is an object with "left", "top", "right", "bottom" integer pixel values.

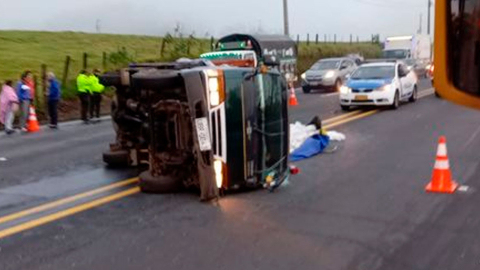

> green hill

[{"left": 0, "top": 30, "right": 382, "bottom": 99}]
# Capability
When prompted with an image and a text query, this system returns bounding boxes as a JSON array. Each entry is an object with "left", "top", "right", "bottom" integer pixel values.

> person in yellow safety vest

[
  {"left": 89, "top": 69, "right": 105, "bottom": 123},
  {"left": 76, "top": 70, "right": 92, "bottom": 124}
]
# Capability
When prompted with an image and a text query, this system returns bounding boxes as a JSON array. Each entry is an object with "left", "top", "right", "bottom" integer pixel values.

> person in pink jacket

[{"left": 0, "top": 80, "right": 19, "bottom": 135}]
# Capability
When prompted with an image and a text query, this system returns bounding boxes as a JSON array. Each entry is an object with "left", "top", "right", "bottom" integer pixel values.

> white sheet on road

[{"left": 290, "top": 122, "right": 346, "bottom": 153}]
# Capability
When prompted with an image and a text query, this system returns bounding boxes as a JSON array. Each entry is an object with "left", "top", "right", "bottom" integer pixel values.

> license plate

[
  {"left": 310, "top": 82, "right": 319, "bottom": 86},
  {"left": 355, "top": 95, "right": 368, "bottom": 101},
  {"left": 195, "top": 117, "right": 212, "bottom": 152}
]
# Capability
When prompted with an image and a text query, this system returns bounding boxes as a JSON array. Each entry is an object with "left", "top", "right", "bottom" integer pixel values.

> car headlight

[
  {"left": 324, "top": 71, "right": 335, "bottom": 79},
  {"left": 301, "top": 73, "right": 306, "bottom": 80},
  {"left": 340, "top": 86, "right": 351, "bottom": 94},
  {"left": 375, "top": 84, "right": 392, "bottom": 92}
]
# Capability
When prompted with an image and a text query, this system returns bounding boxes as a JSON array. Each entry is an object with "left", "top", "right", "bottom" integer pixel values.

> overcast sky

[{"left": 0, "top": 0, "right": 433, "bottom": 40}]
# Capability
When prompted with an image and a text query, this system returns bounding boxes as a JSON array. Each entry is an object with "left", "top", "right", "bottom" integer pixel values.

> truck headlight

[
  {"left": 324, "top": 71, "right": 335, "bottom": 79},
  {"left": 375, "top": 84, "right": 392, "bottom": 92},
  {"left": 206, "top": 70, "right": 225, "bottom": 107},
  {"left": 340, "top": 86, "right": 351, "bottom": 94},
  {"left": 214, "top": 159, "right": 224, "bottom": 188}
]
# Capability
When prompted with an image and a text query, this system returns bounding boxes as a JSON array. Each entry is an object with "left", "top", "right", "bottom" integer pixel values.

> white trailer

[{"left": 383, "top": 35, "right": 431, "bottom": 61}]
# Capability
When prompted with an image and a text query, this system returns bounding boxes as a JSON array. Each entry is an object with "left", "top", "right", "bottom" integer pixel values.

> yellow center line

[
  {"left": 0, "top": 187, "right": 141, "bottom": 240},
  {"left": 0, "top": 177, "right": 138, "bottom": 225},
  {"left": 324, "top": 110, "right": 379, "bottom": 129},
  {"left": 323, "top": 110, "right": 362, "bottom": 125}
]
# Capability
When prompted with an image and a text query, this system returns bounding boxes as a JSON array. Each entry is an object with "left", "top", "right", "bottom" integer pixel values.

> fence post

[
  {"left": 160, "top": 38, "right": 166, "bottom": 57},
  {"left": 350, "top": 34, "right": 353, "bottom": 44},
  {"left": 62, "top": 55, "right": 71, "bottom": 87},
  {"left": 102, "top": 52, "right": 107, "bottom": 70},
  {"left": 324, "top": 34, "right": 327, "bottom": 43},
  {"left": 334, "top": 34, "right": 337, "bottom": 44},
  {"left": 307, "top": 34, "right": 310, "bottom": 46},
  {"left": 315, "top": 34, "right": 319, "bottom": 44},
  {"left": 357, "top": 36, "right": 359, "bottom": 43},
  {"left": 40, "top": 64, "right": 47, "bottom": 111},
  {"left": 296, "top": 34, "right": 300, "bottom": 45},
  {"left": 210, "top": 36, "right": 215, "bottom": 51},
  {"left": 83, "top": 52, "right": 88, "bottom": 70}
]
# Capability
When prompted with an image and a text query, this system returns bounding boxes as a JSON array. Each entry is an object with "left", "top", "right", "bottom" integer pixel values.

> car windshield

[
  {"left": 351, "top": 66, "right": 395, "bottom": 80},
  {"left": 311, "top": 60, "right": 340, "bottom": 70},
  {"left": 383, "top": 50, "right": 409, "bottom": 59}
]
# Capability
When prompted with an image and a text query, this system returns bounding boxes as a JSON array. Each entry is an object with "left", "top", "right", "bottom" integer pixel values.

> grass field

[{"left": 0, "top": 30, "right": 382, "bottom": 99}]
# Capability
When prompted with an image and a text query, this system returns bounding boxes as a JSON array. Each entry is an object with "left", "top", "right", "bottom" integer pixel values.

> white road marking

[
  {"left": 458, "top": 185, "right": 470, "bottom": 193},
  {"left": 0, "top": 157, "right": 7, "bottom": 162}
]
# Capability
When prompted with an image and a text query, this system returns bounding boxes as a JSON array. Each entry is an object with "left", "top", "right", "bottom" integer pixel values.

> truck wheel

[
  {"left": 132, "top": 70, "right": 181, "bottom": 90},
  {"left": 341, "top": 105, "right": 351, "bottom": 111},
  {"left": 409, "top": 86, "right": 418, "bottom": 103},
  {"left": 139, "top": 171, "right": 181, "bottom": 194},
  {"left": 103, "top": 150, "right": 130, "bottom": 167},
  {"left": 391, "top": 91, "right": 400, "bottom": 110},
  {"left": 302, "top": 86, "right": 311, "bottom": 94}
]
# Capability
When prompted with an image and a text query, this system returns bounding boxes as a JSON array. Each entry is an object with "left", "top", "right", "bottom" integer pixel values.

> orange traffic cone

[
  {"left": 27, "top": 105, "right": 40, "bottom": 133},
  {"left": 289, "top": 85, "right": 298, "bottom": 106},
  {"left": 425, "top": 136, "right": 458, "bottom": 193}
]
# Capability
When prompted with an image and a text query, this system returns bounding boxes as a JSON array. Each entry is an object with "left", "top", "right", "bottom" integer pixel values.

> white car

[{"left": 339, "top": 62, "right": 418, "bottom": 110}]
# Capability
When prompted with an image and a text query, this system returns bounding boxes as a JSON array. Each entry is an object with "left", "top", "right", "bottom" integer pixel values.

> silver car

[{"left": 301, "top": 58, "right": 357, "bottom": 93}]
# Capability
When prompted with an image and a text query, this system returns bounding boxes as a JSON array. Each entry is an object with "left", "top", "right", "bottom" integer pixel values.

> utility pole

[
  {"left": 96, "top": 19, "right": 101, "bottom": 33},
  {"left": 418, "top": 13, "right": 423, "bottom": 34},
  {"left": 427, "top": 0, "right": 432, "bottom": 35},
  {"left": 283, "top": 0, "right": 290, "bottom": 36}
]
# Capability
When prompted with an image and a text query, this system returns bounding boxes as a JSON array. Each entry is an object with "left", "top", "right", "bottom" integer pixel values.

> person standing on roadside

[
  {"left": 24, "top": 70, "right": 36, "bottom": 104},
  {"left": 76, "top": 70, "right": 91, "bottom": 124},
  {"left": 0, "top": 80, "right": 19, "bottom": 135},
  {"left": 89, "top": 69, "right": 105, "bottom": 123},
  {"left": 17, "top": 72, "right": 32, "bottom": 132},
  {"left": 47, "top": 72, "right": 61, "bottom": 129}
]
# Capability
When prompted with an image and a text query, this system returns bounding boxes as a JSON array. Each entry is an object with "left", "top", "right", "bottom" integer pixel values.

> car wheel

[
  {"left": 139, "top": 171, "right": 181, "bottom": 194},
  {"left": 334, "top": 79, "right": 342, "bottom": 92},
  {"left": 341, "top": 105, "right": 351, "bottom": 111},
  {"left": 391, "top": 91, "right": 400, "bottom": 110},
  {"left": 409, "top": 86, "right": 418, "bottom": 103},
  {"left": 302, "top": 86, "right": 311, "bottom": 94}
]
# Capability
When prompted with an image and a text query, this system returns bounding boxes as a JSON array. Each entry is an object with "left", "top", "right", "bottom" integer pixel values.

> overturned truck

[{"left": 102, "top": 58, "right": 291, "bottom": 200}]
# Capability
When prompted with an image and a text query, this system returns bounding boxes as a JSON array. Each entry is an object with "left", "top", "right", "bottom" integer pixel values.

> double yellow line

[{"left": 0, "top": 90, "right": 435, "bottom": 240}]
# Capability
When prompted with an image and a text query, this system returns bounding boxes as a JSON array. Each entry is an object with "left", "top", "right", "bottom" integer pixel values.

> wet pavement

[{"left": 5, "top": 80, "right": 479, "bottom": 270}]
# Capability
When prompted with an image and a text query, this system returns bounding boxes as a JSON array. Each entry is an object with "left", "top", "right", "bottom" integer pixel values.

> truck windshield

[
  {"left": 383, "top": 50, "right": 409, "bottom": 59},
  {"left": 351, "top": 66, "right": 395, "bottom": 80},
  {"left": 311, "top": 61, "right": 340, "bottom": 70}
]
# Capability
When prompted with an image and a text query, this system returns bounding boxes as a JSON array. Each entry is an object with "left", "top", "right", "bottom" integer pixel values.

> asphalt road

[{"left": 2, "top": 79, "right": 480, "bottom": 270}]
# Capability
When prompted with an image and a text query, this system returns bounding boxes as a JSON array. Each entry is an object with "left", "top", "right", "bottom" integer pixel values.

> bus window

[{"left": 449, "top": 0, "right": 480, "bottom": 96}]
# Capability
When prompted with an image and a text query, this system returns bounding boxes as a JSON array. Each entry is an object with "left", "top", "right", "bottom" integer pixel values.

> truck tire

[
  {"left": 103, "top": 150, "right": 130, "bottom": 167},
  {"left": 132, "top": 70, "right": 181, "bottom": 90},
  {"left": 302, "top": 86, "right": 311, "bottom": 93},
  {"left": 341, "top": 105, "right": 351, "bottom": 111},
  {"left": 139, "top": 171, "right": 181, "bottom": 194}
]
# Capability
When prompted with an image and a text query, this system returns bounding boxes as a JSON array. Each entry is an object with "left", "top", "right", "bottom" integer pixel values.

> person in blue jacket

[
  {"left": 17, "top": 71, "right": 32, "bottom": 132},
  {"left": 46, "top": 72, "right": 61, "bottom": 129}
]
